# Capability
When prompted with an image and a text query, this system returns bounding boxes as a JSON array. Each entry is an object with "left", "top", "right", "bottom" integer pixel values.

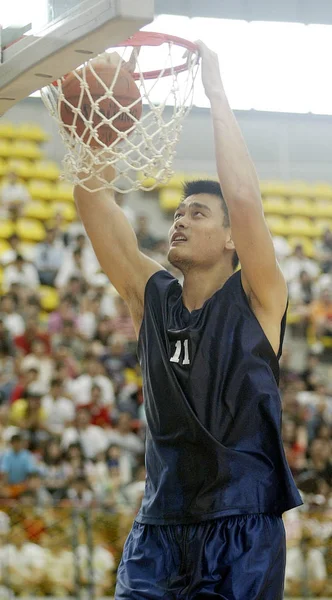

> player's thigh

[
  {"left": 189, "top": 513, "right": 286, "bottom": 600},
  {"left": 115, "top": 521, "right": 177, "bottom": 600}
]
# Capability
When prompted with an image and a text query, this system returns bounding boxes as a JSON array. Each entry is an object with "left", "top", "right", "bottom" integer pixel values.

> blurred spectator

[
  {"left": 41, "top": 439, "right": 69, "bottom": 501},
  {"left": 55, "top": 247, "right": 86, "bottom": 287},
  {"left": 111, "top": 296, "right": 137, "bottom": 343},
  {"left": 70, "top": 354, "right": 114, "bottom": 407},
  {"left": 297, "top": 438, "right": 332, "bottom": 492},
  {"left": 48, "top": 295, "right": 77, "bottom": 334},
  {"left": 21, "top": 338, "right": 54, "bottom": 387},
  {"left": 310, "top": 287, "right": 332, "bottom": 339},
  {"left": 10, "top": 366, "right": 39, "bottom": 404},
  {"left": 135, "top": 213, "right": 158, "bottom": 251},
  {"left": 108, "top": 412, "right": 144, "bottom": 482},
  {"left": 42, "top": 378, "right": 75, "bottom": 434},
  {"left": 0, "top": 434, "right": 36, "bottom": 486},
  {"left": 3, "top": 254, "right": 39, "bottom": 292},
  {"left": 34, "top": 227, "right": 63, "bottom": 286},
  {"left": 65, "top": 474, "right": 95, "bottom": 507},
  {"left": 283, "top": 244, "right": 320, "bottom": 284},
  {"left": 285, "top": 530, "right": 327, "bottom": 597},
  {"left": 77, "top": 528, "right": 115, "bottom": 595},
  {"left": 2, "top": 526, "right": 45, "bottom": 596},
  {"left": 0, "top": 294, "right": 25, "bottom": 337},
  {"left": 0, "top": 172, "right": 30, "bottom": 220},
  {"left": 61, "top": 408, "right": 109, "bottom": 459},
  {"left": 0, "top": 234, "right": 24, "bottom": 266},
  {"left": 81, "top": 383, "right": 112, "bottom": 428},
  {"left": 300, "top": 351, "right": 325, "bottom": 392},
  {"left": 315, "top": 228, "right": 332, "bottom": 273},
  {"left": 14, "top": 316, "right": 50, "bottom": 355},
  {"left": 25, "top": 471, "right": 53, "bottom": 506},
  {"left": 41, "top": 527, "right": 74, "bottom": 596},
  {"left": 52, "top": 318, "right": 86, "bottom": 360},
  {"left": 9, "top": 385, "right": 49, "bottom": 450}
]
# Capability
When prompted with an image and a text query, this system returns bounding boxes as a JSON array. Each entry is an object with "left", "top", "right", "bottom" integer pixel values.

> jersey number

[{"left": 170, "top": 339, "right": 190, "bottom": 365}]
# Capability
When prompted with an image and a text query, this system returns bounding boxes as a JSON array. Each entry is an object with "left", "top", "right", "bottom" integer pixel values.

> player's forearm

[{"left": 210, "top": 89, "right": 262, "bottom": 211}]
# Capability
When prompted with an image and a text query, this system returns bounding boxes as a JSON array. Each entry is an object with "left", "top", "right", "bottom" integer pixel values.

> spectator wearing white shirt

[
  {"left": 34, "top": 227, "right": 63, "bottom": 286},
  {"left": 285, "top": 530, "right": 327, "bottom": 597},
  {"left": 108, "top": 412, "right": 144, "bottom": 483},
  {"left": 78, "top": 534, "right": 115, "bottom": 596},
  {"left": 42, "top": 378, "right": 75, "bottom": 434},
  {"left": 41, "top": 527, "right": 74, "bottom": 597},
  {"left": 283, "top": 244, "right": 320, "bottom": 284},
  {"left": 3, "top": 254, "right": 39, "bottom": 292},
  {"left": 2, "top": 526, "right": 46, "bottom": 596},
  {"left": 0, "top": 172, "right": 30, "bottom": 220},
  {"left": 0, "top": 233, "right": 29, "bottom": 266},
  {"left": 69, "top": 354, "right": 114, "bottom": 407},
  {"left": 0, "top": 294, "right": 25, "bottom": 337},
  {"left": 21, "top": 338, "right": 54, "bottom": 389},
  {"left": 61, "top": 408, "right": 109, "bottom": 458}
]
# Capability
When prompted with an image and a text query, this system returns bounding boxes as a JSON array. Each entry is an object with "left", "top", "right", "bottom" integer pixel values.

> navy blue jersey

[{"left": 137, "top": 270, "right": 302, "bottom": 525}]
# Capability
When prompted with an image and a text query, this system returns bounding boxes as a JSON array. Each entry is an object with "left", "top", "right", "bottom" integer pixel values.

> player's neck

[{"left": 182, "top": 264, "right": 233, "bottom": 312}]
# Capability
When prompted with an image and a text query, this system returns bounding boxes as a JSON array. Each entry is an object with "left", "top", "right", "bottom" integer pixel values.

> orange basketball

[{"left": 59, "top": 56, "right": 143, "bottom": 147}]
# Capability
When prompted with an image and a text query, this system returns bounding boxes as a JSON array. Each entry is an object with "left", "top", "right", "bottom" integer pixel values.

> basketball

[{"left": 59, "top": 53, "right": 143, "bottom": 147}]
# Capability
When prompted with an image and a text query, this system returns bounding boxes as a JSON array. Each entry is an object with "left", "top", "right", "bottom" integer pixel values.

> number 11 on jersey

[{"left": 170, "top": 339, "right": 190, "bottom": 365}]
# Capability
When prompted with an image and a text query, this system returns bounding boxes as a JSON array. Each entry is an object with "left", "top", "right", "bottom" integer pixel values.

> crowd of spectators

[{"left": 0, "top": 176, "right": 332, "bottom": 595}]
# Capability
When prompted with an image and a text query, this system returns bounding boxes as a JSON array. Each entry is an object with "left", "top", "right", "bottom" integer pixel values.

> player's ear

[{"left": 225, "top": 232, "right": 235, "bottom": 251}]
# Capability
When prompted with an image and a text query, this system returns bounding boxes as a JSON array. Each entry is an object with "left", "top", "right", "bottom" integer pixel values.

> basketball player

[{"left": 74, "top": 41, "right": 302, "bottom": 599}]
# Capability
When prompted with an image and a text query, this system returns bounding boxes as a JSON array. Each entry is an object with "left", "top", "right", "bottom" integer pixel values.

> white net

[{"left": 41, "top": 33, "right": 200, "bottom": 192}]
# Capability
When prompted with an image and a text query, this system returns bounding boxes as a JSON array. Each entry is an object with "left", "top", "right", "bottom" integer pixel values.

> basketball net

[{"left": 41, "top": 33, "right": 200, "bottom": 192}]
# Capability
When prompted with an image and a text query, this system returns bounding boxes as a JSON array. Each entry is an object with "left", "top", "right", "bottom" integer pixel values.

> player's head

[{"left": 168, "top": 180, "right": 239, "bottom": 273}]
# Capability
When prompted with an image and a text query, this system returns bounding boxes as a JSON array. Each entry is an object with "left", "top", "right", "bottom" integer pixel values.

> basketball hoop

[{"left": 41, "top": 32, "right": 200, "bottom": 192}]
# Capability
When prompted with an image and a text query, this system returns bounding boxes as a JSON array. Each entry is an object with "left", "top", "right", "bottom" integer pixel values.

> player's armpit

[
  {"left": 229, "top": 201, "right": 288, "bottom": 315},
  {"left": 74, "top": 185, "right": 164, "bottom": 331}
]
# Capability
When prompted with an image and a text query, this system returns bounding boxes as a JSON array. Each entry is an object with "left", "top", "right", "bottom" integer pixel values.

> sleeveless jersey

[{"left": 136, "top": 270, "right": 303, "bottom": 525}]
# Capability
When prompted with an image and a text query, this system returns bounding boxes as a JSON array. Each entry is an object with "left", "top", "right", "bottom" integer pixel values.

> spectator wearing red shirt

[
  {"left": 10, "top": 367, "right": 39, "bottom": 404},
  {"left": 81, "top": 384, "right": 112, "bottom": 428},
  {"left": 14, "top": 317, "right": 50, "bottom": 355}
]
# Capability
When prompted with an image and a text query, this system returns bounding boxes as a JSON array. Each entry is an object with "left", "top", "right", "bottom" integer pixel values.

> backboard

[{"left": 0, "top": 0, "right": 154, "bottom": 117}]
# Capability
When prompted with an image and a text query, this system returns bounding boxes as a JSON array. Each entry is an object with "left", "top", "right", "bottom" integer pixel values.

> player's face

[{"left": 168, "top": 194, "right": 233, "bottom": 270}]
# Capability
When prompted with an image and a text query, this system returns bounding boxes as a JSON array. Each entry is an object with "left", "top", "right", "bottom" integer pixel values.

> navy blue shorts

[{"left": 115, "top": 513, "right": 286, "bottom": 599}]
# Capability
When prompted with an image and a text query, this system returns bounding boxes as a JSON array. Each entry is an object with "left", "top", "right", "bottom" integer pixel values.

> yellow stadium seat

[
  {"left": 7, "top": 158, "right": 33, "bottom": 179},
  {"left": 137, "top": 173, "right": 160, "bottom": 190},
  {"left": 159, "top": 188, "right": 182, "bottom": 212},
  {"left": 27, "top": 179, "right": 54, "bottom": 201},
  {"left": 0, "top": 220, "right": 15, "bottom": 239},
  {"left": 0, "top": 158, "right": 8, "bottom": 177},
  {"left": 315, "top": 199, "right": 332, "bottom": 218},
  {"left": 10, "top": 140, "right": 42, "bottom": 160},
  {"left": 315, "top": 218, "right": 332, "bottom": 233},
  {"left": 39, "top": 286, "right": 59, "bottom": 311},
  {"left": 285, "top": 181, "right": 313, "bottom": 198},
  {"left": 311, "top": 182, "right": 332, "bottom": 199},
  {"left": 0, "top": 239, "right": 10, "bottom": 257},
  {"left": 52, "top": 202, "right": 75, "bottom": 221},
  {"left": 287, "top": 197, "right": 316, "bottom": 217},
  {"left": 262, "top": 196, "right": 289, "bottom": 215},
  {"left": 0, "top": 122, "right": 16, "bottom": 138},
  {"left": 51, "top": 181, "right": 74, "bottom": 202},
  {"left": 39, "top": 311, "right": 50, "bottom": 324},
  {"left": 288, "top": 236, "right": 315, "bottom": 257},
  {"left": 16, "top": 218, "right": 46, "bottom": 242},
  {"left": 15, "top": 123, "right": 48, "bottom": 143},
  {"left": 32, "top": 161, "right": 60, "bottom": 180},
  {"left": 287, "top": 216, "right": 320, "bottom": 238},
  {"left": 265, "top": 215, "right": 289, "bottom": 236},
  {"left": 260, "top": 181, "right": 289, "bottom": 197},
  {"left": 23, "top": 201, "right": 54, "bottom": 221},
  {"left": 0, "top": 140, "right": 12, "bottom": 158}
]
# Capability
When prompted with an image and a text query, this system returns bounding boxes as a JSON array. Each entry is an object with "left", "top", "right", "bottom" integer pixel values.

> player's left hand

[{"left": 196, "top": 40, "right": 224, "bottom": 99}]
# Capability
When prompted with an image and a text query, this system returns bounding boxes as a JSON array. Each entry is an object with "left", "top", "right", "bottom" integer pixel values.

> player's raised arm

[
  {"left": 198, "top": 41, "right": 288, "bottom": 316},
  {"left": 74, "top": 166, "right": 163, "bottom": 334}
]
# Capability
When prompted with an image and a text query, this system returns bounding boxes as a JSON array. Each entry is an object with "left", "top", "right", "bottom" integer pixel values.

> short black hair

[{"left": 183, "top": 179, "right": 239, "bottom": 271}]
